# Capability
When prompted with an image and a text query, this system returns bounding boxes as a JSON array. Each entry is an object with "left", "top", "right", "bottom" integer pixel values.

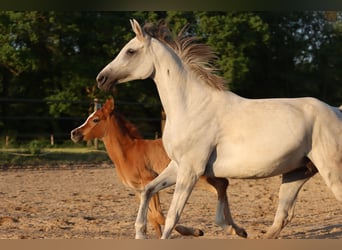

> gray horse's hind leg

[
  {"left": 264, "top": 164, "right": 317, "bottom": 239},
  {"left": 206, "top": 177, "right": 247, "bottom": 238}
]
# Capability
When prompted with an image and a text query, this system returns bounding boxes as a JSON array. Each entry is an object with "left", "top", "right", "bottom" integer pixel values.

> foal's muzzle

[{"left": 70, "top": 129, "right": 83, "bottom": 143}]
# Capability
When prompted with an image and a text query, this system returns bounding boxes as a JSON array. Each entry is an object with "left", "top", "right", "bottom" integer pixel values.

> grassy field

[{"left": 0, "top": 146, "right": 111, "bottom": 168}]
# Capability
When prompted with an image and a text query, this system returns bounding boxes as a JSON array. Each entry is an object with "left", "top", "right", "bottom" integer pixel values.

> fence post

[
  {"left": 93, "top": 98, "right": 100, "bottom": 150},
  {"left": 50, "top": 134, "right": 54, "bottom": 146}
]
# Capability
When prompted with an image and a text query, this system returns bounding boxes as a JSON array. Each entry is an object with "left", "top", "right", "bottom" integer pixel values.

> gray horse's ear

[{"left": 130, "top": 19, "right": 146, "bottom": 42}]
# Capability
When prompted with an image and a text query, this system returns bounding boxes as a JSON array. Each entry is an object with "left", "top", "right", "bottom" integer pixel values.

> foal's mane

[
  {"left": 143, "top": 20, "right": 227, "bottom": 91},
  {"left": 112, "top": 111, "right": 142, "bottom": 139}
]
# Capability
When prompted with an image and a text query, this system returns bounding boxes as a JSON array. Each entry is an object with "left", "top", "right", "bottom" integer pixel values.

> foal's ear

[
  {"left": 108, "top": 98, "right": 115, "bottom": 111},
  {"left": 103, "top": 98, "right": 115, "bottom": 115},
  {"left": 106, "top": 98, "right": 115, "bottom": 111},
  {"left": 130, "top": 19, "right": 146, "bottom": 42}
]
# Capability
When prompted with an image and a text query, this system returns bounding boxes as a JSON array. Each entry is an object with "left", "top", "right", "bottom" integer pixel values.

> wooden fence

[{"left": 0, "top": 98, "right": 164, "bottom": 148}]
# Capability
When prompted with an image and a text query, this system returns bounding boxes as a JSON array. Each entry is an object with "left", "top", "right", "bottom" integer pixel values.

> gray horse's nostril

[{"left": 96, "top": 74, "right": 107, "bottom": 86}]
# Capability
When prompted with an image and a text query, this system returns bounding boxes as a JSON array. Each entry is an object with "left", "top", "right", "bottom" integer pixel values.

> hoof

[
  {"left": 135, "top": 231, "right": 147, "bottom": 239},
  {"left": 237, "top": 228, "right": 248, "bottom": 238},
  {"left": 225, "top": 225, "right": 248, "bottom": 238},
  {"left": 194, "top": 229, "right": 204, "bottom": 237},
  {"left": 174, "top": 225, "right": 204, "bottom": 237}
]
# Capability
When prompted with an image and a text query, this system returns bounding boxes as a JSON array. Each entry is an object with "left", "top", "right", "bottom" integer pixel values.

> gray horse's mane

[{"left": 143, "top": 20, "right": 227, "bottom": 91}]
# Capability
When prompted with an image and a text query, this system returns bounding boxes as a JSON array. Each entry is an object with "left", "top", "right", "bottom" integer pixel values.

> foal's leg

[
  {"left": 140, "top": 170, "right": 165, "bottom": 238},
  {"left": 147, "top": 193, "right": 164, "bottom": 238},
  {"left": 264, "top": 167, "right": 317, "bottom": 239},
  {"left": 135, "top": 161, "right": 178, "bottom": 239},
  {"left": 205, "top": 177, "right": 247, "bottom": 238}
]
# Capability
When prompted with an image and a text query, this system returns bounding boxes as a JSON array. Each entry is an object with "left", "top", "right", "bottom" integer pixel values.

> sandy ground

[{"left": 0, "top": 163, "right": 341, "bottom": 239}]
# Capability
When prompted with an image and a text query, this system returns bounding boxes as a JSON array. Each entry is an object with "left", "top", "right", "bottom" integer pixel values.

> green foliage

[
  {"left": 195, "top": 12, "right": 270, "bottom": 90},
  {"left": 28, "top": 139, "right": 46, "bottom": 155}
]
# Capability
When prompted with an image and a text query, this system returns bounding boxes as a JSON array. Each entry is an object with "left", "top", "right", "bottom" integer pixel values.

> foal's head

[
  {"left": 71, "top": 98, "right": 115, "bottom": 142},
  {"left": 71, "top": 98, "right": 142, "bottom": 143}
]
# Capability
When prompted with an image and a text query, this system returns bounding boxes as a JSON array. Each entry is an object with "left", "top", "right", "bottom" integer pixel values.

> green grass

[{"left": 0, "top": 146, "right": 111, "bottom": 168}]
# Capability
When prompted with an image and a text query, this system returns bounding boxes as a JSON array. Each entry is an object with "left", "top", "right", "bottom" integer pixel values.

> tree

[
  {"left": 194, "top": 11, "right": 270, "bottom": 94},
  {"left": 1, "top": 11, "right": 342, "bottom": 142},
  {"left": 0, "top": 11, "right": 63, "bottom": 135}
]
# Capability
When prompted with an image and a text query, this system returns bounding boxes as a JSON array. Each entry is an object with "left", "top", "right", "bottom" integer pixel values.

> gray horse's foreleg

[
  {"left": 161, "top": 163, "right": 204, "bottom": 239},
  {"left": 264, "top": 166, "right": 317, "bottom": 239},
  {"left": 135, "top": 161, "right": 178, "bottom": 239}
]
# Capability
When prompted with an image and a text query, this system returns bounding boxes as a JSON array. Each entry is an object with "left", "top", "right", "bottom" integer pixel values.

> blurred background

[{"left": 1, "top": 11, "right": 342, "bottom": 151}]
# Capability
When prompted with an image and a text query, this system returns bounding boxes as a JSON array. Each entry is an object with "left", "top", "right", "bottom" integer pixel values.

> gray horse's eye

[{"left": 126, "top": 48, "right": 136, "bottom": 56}]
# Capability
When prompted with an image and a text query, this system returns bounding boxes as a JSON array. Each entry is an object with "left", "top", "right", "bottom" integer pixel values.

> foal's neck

[{"left": 101, "top": 115, "right": 135, "bottom": 166}]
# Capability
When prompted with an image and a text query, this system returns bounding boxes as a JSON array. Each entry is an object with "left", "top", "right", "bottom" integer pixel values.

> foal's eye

[
  {"left": 126, "top": 48, "right": 136, "bottom": 56},
  {"left": 93, "top": 118, "right": 100, "bottom": 123}
]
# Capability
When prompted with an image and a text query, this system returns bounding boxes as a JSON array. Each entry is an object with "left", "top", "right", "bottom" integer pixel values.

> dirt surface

[{"left": 0, "top": 163, "right": 341, "bottom": 239}]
